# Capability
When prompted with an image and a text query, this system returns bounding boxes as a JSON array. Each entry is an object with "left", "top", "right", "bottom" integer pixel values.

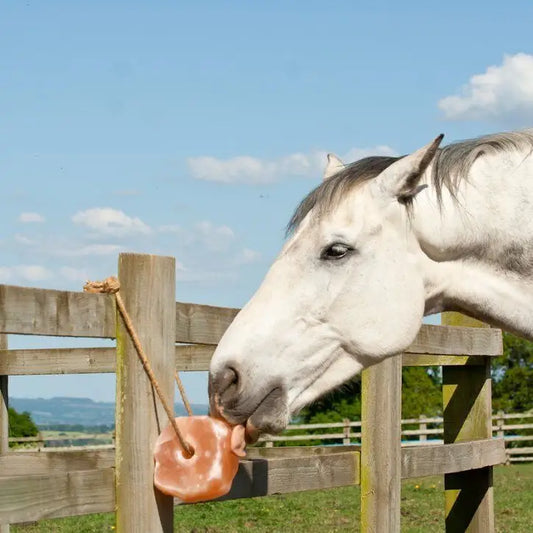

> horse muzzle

[{"left": 208, "top": 364, "right": 289, "bottom": 440}]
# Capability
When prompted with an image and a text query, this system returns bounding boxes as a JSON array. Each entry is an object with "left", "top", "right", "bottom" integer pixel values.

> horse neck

[
  {"left": 411, "top": 151, "right": 533, "bottom": 263},
  {"left": 411, "top": 153, "right": 533, "bottom": 339}
]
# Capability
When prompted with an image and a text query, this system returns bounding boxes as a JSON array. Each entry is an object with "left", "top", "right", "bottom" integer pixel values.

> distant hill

[{"left": 10, "top": 397, "right": 209, "bottom": 427}]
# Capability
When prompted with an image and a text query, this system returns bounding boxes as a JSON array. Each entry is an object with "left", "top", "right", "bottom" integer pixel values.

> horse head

[{"left": 209, "top": 136, "right": 443, "bottom": 438}]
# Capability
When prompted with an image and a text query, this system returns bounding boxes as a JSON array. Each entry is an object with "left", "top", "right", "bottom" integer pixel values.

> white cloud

[
  {"left": 19, "top": 265, "right": 52, "bottom": 281},
  {"left": 56, "top": 244, "right": 122, "bottom": 257},
  {"left": 19, "top": 212, "right": 45, "bottom": 223},
  {"left": 160, "top": 221, "right": 236, "bottom": 252},
  {"left": 187, "top": 145, "right": 398, "bottom": 184},
  {"left": 439, "top": 53, "right": 533, "bottom": 121},
  {"left": 235, "top": 248, "right": 261, "bottom": 265},
  {"left": 0, "top": 267, "right": 12, "bottom": 283},
  {"left": 0, "top": 265, "right": 52, "bottom": 283},
  {"left": 72, "top": 208, "right": 151, "bottom": 237},
  {"left": 159, "top": 224, "right": 182, "bottom": 233},
  {"left": 14, "top": 234, "right": 36, "bottom": 246},
  {"left": 195, "top": 221, "right": 235, "bottom": 252},
  {"left": 59, "top": 266, "right": 90, "bottom": 282}
]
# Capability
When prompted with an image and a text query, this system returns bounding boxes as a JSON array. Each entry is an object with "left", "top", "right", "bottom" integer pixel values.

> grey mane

[
  {"left": 432, "top": 129, "right": 533, "bottom": 200},
  {"left": 287, "top": 156, "right": 400, "bottom": 234},
  {"left": 287, "top": 130, "right": 533, "bottom": 235}
]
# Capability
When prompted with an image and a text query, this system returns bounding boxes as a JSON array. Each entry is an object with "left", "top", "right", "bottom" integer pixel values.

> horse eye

[{"left": 321, "top": 243, "right": 352, "bottom": 260}]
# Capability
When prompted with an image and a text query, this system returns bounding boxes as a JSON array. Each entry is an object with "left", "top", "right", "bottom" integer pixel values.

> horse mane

[
  {"left": 432, "top": 129, "right": 533, "bottom": 200},
  {"left": 287, "top": 130, "right": 533, "bottom": 235}
]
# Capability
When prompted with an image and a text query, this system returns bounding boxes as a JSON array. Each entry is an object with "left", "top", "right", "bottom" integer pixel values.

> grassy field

[{"left": 12, "top": 463, "right": 533, "bottom": 532}]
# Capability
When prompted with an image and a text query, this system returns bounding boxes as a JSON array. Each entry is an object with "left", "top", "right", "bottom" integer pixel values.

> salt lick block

[{"left": 153, "top": 416, "right": 244, "bottom": 503}]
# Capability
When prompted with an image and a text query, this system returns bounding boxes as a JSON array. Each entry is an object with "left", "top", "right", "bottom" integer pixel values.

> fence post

[
  {"left": 343, "top": 418, "right": 351, "bottom": 445},
  {"left": 361, "top": 355, "right": 402, "bottom": 533},
  {"left": 115, "top": 254, "right": 176, "bottom": 533},
  {"left": 419, "top": 414, "right": 427, "bottom": 443},
  {"left": 0, "top": 334, "right": 9, "bottom": 533},
  {"left": 442, "top": 312, "right": 494, "bottom": 533}
]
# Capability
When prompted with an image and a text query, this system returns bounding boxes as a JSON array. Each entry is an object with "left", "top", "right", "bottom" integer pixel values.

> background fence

[
  {"left": 10, "top": 411, "right": 532, "bottom": 464},
  {"left": 0, "top": 253, "right": 508, "bottom": 532},
  {"left": 258, "top": 412, "right": 533, "bottom": 463}
]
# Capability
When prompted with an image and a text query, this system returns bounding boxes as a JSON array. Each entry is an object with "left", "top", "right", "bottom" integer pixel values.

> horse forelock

[{"left": 286, "top": 156, "right": 401, "bottom": 235}]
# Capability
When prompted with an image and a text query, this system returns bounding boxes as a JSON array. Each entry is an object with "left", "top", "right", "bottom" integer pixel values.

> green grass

[{"left": 12, "top": 464, "right": 533, "bottom": 532}]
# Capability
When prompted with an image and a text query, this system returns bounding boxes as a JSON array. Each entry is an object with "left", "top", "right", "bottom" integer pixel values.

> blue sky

[{"left": 2, "top": 1, "right": 533, "bottom": 404}]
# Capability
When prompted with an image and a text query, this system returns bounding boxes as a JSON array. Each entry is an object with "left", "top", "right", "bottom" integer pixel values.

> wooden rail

[{"left": 0, "top": 326, "right": 502, "bottom": 376}]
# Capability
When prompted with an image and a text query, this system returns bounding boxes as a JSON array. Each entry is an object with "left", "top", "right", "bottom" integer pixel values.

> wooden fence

[
  {"left": 0, "top": 253, "right": 507, "bottom": 532},
  {"left": 259, "top": 412, "right": 533, "bottom": 462}
]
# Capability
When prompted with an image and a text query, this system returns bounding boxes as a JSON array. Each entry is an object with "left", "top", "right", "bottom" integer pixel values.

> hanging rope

[
  {"left": 84, "top": 276, "right": 194, "bottom": 457},
  {"left": 175, "top": 372, "right": 193, "bottom": 416}
]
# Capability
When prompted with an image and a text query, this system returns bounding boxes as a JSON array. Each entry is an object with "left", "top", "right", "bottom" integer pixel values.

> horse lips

[{"left": 153, "top": 416, "right": 245, "bottom": 503}]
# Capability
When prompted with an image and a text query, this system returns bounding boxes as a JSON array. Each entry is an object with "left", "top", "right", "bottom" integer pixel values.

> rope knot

[{"left": 84, "top": 276, "right": 120, "bottom": 294}]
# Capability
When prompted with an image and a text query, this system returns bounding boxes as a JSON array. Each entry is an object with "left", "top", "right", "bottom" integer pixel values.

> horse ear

[
  {"left": 374, "top": 134, "right": 444, "bottom": 202},
  {"left": 323, "top": 153, "right": 345, "bottom": 181}
]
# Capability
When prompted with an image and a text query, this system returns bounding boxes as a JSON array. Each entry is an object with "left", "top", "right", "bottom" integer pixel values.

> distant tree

[
  {"left": 299, "top": 377, "right": 362, "bottom": 424},
  {"left": 8, "top": 408, "right": 38, "bottom": 438},
  {"left": 299, "top": 367, "right": 442, "bottom": 424},
  {"left": 493, "top": 332, "right": 533, "bottom": 412},
  {"left": 401, "top": 367, "right": 442, "bottom": 418}
]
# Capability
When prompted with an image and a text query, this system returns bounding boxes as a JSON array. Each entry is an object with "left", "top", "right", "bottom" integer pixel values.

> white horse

[{"left": 209, "top": 130, "right": 533, "bottom": 439}]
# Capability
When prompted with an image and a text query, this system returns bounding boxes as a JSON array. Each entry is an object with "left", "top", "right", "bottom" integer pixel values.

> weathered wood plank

[
  {"left": 175, "top": 344, "right": 214, "bottom": 371},
  {"left": 222, "top": 451, "right": 360, "bottom": 500},
  {"left": 0, "top": 285, "right": 115, "bottom": 338},
  {"left": 0, "top": 451, "right": 360, "bottom": 522},
  {"left": 115, "top": 254, "right": 175, "bottom": 533},
  {"left": 406, "top": 325, "right": 502, "bottom": 356},
  {"left": 174, "top": 304, "right": 503, "bottom": 353},
  {"left": 0, "top": 344, "right": 213, "bottom": 375},
  {"left": 246, "top": 445, "right": 360, "bottom": 459},
  {"left": 175, "top": 302, "right": 239, "bottom": 344},
  {"left": 0, "top": 468, "right": 114, "bottom": 525},
  {"left": 0, "top": 281, "right": 503, "bottom": 353},
  {"left": 442, "top": 312, "right": 494, "bottom": 533},
  {"left": 401, "top": 439, "right": 506, "bottom": 479},
  {"left": 402, "top": 354, "right": 490, "bottom": 367},
  {"left": 361, "top": 355, "right": 402, "bottom": 533},
  {"left": 0, "top": 449, "right": 115, "bottom": 477},
  {"left": 0, "top": 347, "right": 116, "bottom": 375},
  {"left": 176, "top": 323, "right": 503, "bottom": 360}
]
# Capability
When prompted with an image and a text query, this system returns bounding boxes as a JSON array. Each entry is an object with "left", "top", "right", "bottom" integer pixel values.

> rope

[
  {"left": 175, "top": 372, "right": 193, "bottom": 416},
  {"left": 84, "top": 276, "right": 194, "bottom": 457}
]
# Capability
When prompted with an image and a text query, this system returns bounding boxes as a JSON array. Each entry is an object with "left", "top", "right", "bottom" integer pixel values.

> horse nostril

[
  {"left": 210, "top": 365, "right": 240, "bottom": 406},
  {"left": 219, "top": 366, "right": 239, "bottom": 394}
]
